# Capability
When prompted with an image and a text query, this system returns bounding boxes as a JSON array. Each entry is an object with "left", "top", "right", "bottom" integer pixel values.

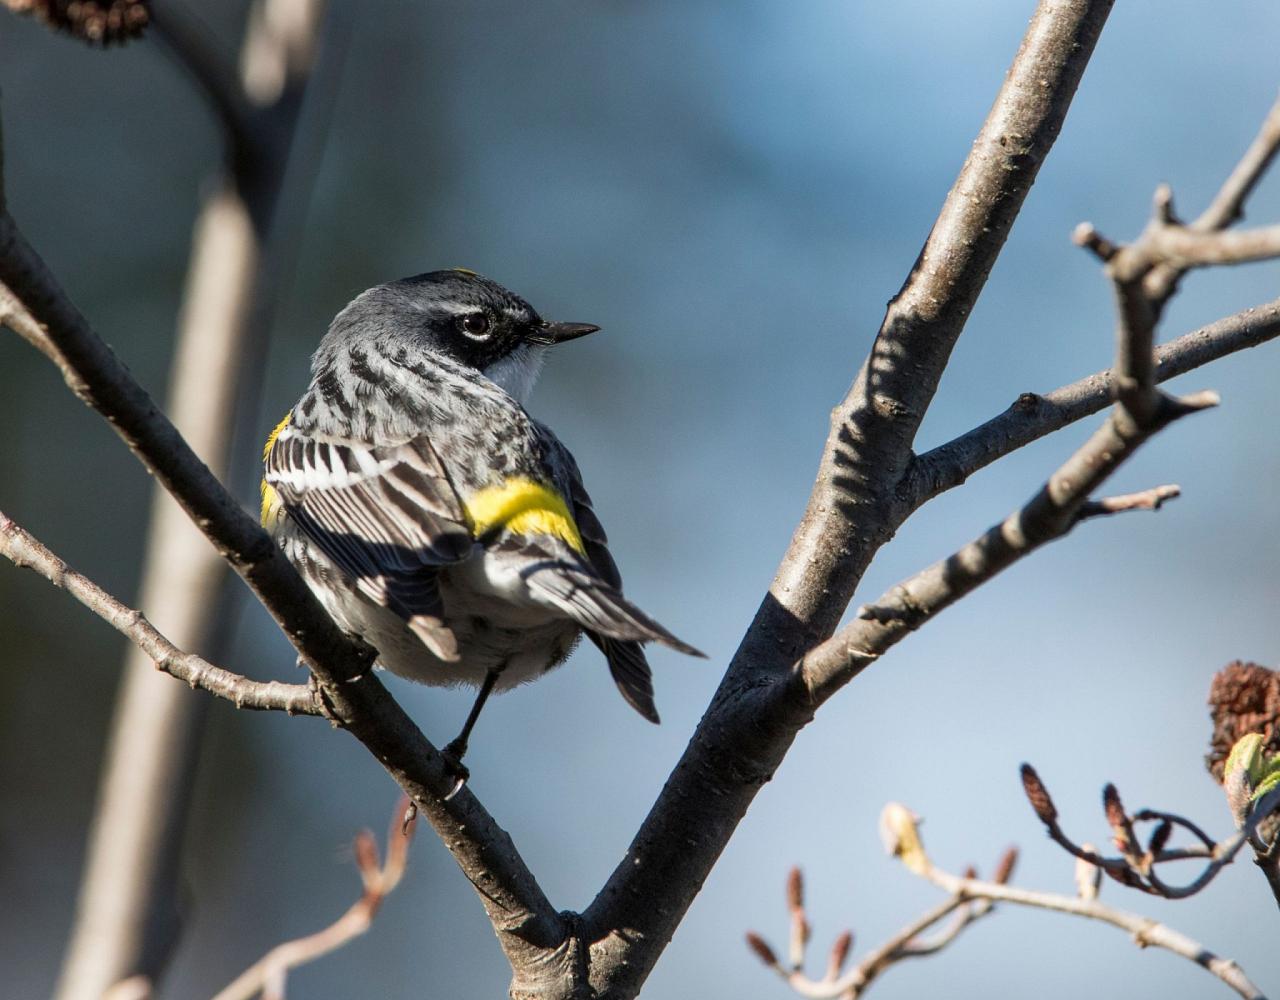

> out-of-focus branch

[
  {"left": 0, "top": 510, "right": 318, "bottom": 714},
  {"left": 149, "top": 6, "right": 253, "bottom": 156},
  {"left": 209, "top": 797, "right": 417, "bottom": 1000},
  {"left": 52, "top": 2, "right": 334, "bottom": 994},
  {"left": 583, "top": 6, "right": 1115, "bottom": 993},
  {"left": 745, "top": 851, "right": 1016, "bottom": 999}
]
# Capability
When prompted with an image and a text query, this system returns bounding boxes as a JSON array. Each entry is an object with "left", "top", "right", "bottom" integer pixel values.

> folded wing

[{"left": 265, "top": 426, "right": 472, "bottom": 660}]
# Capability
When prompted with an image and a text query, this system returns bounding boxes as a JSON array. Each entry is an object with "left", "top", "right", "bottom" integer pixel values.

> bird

[{"left": 261, "top": 269, "right": 703, "bottom": 777}]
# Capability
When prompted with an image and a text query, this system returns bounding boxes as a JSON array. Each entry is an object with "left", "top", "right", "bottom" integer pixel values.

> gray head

[{"left": 319, "top": 269, "right": 599, "bottom": 403}]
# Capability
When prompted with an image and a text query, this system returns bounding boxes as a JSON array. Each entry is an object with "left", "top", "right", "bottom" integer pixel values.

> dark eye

[{"left": 459, "top": 312, "right": 490, "bottom": 338}]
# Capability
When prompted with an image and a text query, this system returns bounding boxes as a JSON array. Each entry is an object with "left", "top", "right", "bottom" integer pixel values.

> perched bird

[{"left": 262, "top": 269, "right": 702, "bottom": 773}]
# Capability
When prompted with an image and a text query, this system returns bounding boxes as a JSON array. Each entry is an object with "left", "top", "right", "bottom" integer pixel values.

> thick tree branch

[
  {"left": 582, "top": 4, "right": 1115, "bottom": 995},
  {"left": 0, "top": 152, "right": 562, "bottom": 984},
  {"left": 0, "top": 510, "right": 318, "bottom": 714}
]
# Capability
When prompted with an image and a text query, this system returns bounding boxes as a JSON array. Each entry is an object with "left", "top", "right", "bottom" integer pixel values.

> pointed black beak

[{"left": 528, "top": 321, "right": 601, "bottom": 346}]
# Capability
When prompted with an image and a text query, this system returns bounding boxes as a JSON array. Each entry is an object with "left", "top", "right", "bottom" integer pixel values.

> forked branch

[{"left": 747, "top": 806, "right": 1265, "bottom": 1000}]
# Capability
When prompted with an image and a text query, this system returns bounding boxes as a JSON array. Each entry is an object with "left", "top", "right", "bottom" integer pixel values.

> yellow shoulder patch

[
  {"left": 463, "top": 477, "right": 584, "bottom": 555},
  {"left": 260, "top": 410, "right": 292, "bottom": 526}
]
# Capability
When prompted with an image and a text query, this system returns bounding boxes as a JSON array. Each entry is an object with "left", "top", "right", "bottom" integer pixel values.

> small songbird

[{"left": 261, "top": 270, "right": 702, "bottom": 772}]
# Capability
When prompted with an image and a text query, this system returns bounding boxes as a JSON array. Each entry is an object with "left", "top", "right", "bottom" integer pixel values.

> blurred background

[{"left": 2, "top": 1, "right": 1279, "bottom": 997}]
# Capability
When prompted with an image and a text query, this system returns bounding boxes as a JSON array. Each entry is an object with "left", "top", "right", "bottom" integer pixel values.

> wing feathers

[{"left": 265, "top": 429, "right": 470, "bottom": 653}]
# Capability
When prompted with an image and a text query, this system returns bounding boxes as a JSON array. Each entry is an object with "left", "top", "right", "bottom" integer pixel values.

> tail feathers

[
  {"left": 590, "top": 634, "right": 660, "bottom": 724},
  {"left": 526, "top": 563, "right": 704, "bottom": 657}
]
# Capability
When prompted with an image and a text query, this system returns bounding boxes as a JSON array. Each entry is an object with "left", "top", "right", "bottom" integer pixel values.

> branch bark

[
  {"left": 581, "top": 3, "right": 1116, "bottom": 995},
  {"left": 0, "top": 140, "right": 563, "bottom": 995},
  {"left": 0, "top": 510, "right": 319, "bottom": 714}
]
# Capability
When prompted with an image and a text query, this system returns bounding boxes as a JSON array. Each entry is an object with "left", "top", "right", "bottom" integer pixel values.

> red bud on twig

[{"left": 1020, "top": 764, "right": 1058, "bottom": 824}]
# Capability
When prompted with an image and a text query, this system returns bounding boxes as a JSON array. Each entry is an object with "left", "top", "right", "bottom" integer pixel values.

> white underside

[{"left": 280, "top": 521, "right": 579, "bottom": 691}]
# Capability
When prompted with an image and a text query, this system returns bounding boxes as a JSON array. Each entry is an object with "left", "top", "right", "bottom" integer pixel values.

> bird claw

[{"left": 441, "top": 739, "right": 470, "bottom": 801}]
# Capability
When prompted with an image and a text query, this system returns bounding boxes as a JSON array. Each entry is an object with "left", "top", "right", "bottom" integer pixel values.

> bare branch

[
  {"left": 209, "top": 796, "right": 417, "bottom": 1000},
  {"left": 746, "top": 846, "right": 1017, "bottom": 1000},
  {"left": 908, "top": 298, "right": 1280, "bottom": 506},
  {"left": 149, "top": 6, "right": 254, "bottom": 156},
  {"left": 871, "top": 808, "right": 1267, "bottom": 1000},
  {"left": 0, "top": 510, "right": 319, "bottom": 713},
  {"left": 1018, "top": 766, "right": 1280, "bottom": 903},
  {"left": 924, "top": 868, "right": 1265, "bottom": 999},
  {"left": 0, "top": 141, "right": 562, "bottom": 983},
  {"left": 1145, "top": 93, "right": 1280, "bottom": 312},
  {"left": 583, "top": 6, "right": 1115, "bottom": 992}
]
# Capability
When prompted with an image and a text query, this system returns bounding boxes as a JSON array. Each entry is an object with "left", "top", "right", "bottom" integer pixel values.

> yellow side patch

[
  {"left": 463, "top": 477, "right": 584, "bottom": 555},
  {"left": 260, "top": 410, "right": 292, "bottom": 526}
]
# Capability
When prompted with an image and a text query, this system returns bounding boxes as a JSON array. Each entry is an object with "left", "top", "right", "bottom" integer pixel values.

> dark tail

[{"left": 589, "top": 634, "right": 661, "bottom": 724}]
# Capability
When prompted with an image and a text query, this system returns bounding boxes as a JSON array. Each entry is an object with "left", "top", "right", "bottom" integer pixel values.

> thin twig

[
  {"left": 0, "top": 510, "right": 319, "bottom": 714},
  {"left": 208, "top": 796, "right": 417, "bottom": 1000},
  {"left": 924, "top": 868, "right": 1265, "bottom": 999},
  {"left": 907, "top": 297, "right": 1280, "bottom": 507},
  {"left": 1145, "top": 93, "right": 1280, "bottom": 311},
  {"left": 747, "top": 852, "right": 1014, "bottom": 999},
  {"left": 871, "top": 809, "right": 1267, "bottom": 1000},
  {"left": 1019, "top": 765, "right": 1280, "bottom": 900}
]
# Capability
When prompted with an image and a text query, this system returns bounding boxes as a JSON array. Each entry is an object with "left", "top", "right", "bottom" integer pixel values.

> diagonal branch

[
  {"left": 210, "top": 796, "right": 417, "bottom": 1000},
  {"left": 0, "top": 510, "right": 319, "bottom": 715},
  {"left": 926, "top": 870, "right": 1266, "bottom": 999},
  {"left": 0, "top": 164, "right": 563, "bottom": 980},
  {"left": 872, "top": 809, "right": 1268, "bottom": 1000},
  {"left": 582, "top": 3, "right": 1116, "bottom": 995}
]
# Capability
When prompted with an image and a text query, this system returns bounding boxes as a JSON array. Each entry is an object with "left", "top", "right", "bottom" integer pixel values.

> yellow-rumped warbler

[{"left": 262, "top": 270, "right": 702, "bottom": 770}]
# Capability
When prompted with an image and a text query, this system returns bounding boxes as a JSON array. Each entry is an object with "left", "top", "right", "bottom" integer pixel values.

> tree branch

[
  {"left": 872, "top": 807, "right": 1267, "bottom": 1000},
  {"left": 0, "top": 132, "right": 563, "bottom": 984},
  {"left": 1144, "top": 93, "right": 1280, "bottom": 314},
  {"left": 0, "top": 510, "right": 318, "bottom": 714},
  {"left": 905, "top": 297, "right": 1280, "bottom": 506},
  {"left": 582, "top": 4, "right": 1116, "bottom": 994},
  {"left": 55, "top": 1, "right": 335, "bottom": 990},
  {"left": 924, "top": 867, "right": 1265, "bottom": 998}
]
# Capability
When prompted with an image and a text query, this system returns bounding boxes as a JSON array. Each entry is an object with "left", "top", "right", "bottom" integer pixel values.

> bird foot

[{"left": 441, "top": 739, "right": 471, "bottom": 801}]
